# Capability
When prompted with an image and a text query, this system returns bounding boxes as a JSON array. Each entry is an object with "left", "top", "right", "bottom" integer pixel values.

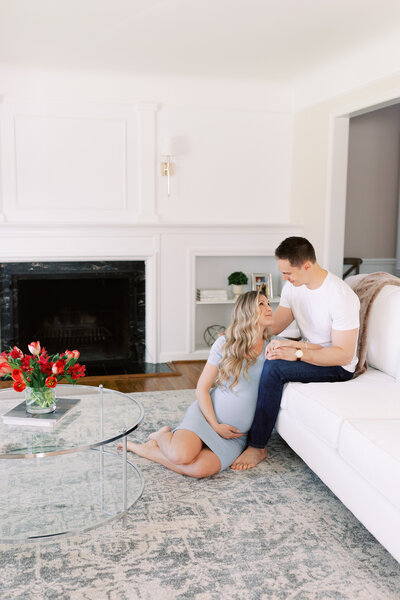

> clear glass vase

[{"left": 25, "top": 387, "right": 56, "bottom": 414}]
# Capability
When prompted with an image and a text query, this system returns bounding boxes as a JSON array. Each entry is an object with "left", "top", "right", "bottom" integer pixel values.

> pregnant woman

[{"left": 122, "top": 291, "right": 273, "bottom": 477}]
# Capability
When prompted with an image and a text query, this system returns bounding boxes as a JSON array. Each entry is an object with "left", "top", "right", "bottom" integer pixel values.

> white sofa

[{"left": 275, "top": 281, "right": 400, "bottom": 562}]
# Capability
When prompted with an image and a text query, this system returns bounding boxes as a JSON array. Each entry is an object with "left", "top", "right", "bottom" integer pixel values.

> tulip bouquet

[{"left": 0, "top": 341, "right": 86, "bottom": 412}]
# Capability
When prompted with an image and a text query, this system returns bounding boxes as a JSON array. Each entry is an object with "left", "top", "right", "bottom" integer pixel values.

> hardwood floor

[{"left": 0, "top": 361, "right": 206, "bottom": 394}]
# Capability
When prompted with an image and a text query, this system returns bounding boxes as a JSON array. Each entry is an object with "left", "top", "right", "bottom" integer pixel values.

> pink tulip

[
  {"left": 28, "top": 341, "right": 41, "bottom": 356},
  {"left": 72, "top": 350, "right": 80, "bottom": 360},
  {"left": 52, "top": 360, "right": 65, "bottom": 375},
  {"left": 0, "top": 358, "right": 12, "bottom": 376}
]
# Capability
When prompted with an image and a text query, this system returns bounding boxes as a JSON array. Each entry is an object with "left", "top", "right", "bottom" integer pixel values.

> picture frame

[{"left": 252, "top": 272, "right": 273, "bottom": 299}]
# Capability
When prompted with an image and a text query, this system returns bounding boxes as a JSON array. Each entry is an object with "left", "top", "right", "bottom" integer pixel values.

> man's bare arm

[
  {"left": 270, "top": 306, "right": 294, "bottom": 336},
  {"left": 269, "top": 328, "right": 359, "bottom": 367},
  {"left": 303, "top": 328, "right": 358, "bottom": 367}
]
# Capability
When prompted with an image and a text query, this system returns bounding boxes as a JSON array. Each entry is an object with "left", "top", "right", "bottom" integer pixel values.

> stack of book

[{"left": 196, "top": 289, "right": 228, "bottom": 303}]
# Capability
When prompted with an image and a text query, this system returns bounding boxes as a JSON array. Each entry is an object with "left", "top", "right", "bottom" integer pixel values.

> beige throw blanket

[{"left": 347, "top": 271, "right": 400, "bottom": 377}]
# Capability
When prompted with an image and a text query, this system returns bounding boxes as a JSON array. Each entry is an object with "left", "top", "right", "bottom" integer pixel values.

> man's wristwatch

[{"left": 295, "top": 348, "right": 303, "bottom": 361}]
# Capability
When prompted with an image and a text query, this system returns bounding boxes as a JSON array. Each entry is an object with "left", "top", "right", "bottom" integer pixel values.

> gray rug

[{"left": 1, "top": 389, "right": 400, "bottom": 600}]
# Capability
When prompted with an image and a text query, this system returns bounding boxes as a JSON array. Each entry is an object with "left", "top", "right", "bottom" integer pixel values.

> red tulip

[
  {"left": 13, "top": 380, "right": 26, "bottom": 392},
  {"left": 12, "top": 368, "right": 24, "bottom": 382},
  {"left": 45, "top": 376, "right": 57, "bottom": 388}
]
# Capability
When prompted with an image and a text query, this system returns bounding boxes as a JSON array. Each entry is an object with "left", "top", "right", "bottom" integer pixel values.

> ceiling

[{"left": 1, "top": 0, "right": 400, "bottom": 82}]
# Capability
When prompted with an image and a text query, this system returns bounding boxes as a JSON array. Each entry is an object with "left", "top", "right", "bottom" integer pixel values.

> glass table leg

[{"left": 122, "top": 434, "right": 127, "bottom": 527}]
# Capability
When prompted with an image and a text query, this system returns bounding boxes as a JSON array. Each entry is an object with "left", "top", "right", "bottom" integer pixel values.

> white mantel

[{"left": 0, "top": 222, "right": 302, "bottom": 362}]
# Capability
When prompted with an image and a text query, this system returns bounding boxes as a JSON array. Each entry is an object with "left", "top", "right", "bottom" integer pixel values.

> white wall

[
  {"left": 293, "top": 26, "right": 400, "bottom": 110},
  {"left": 0, "top": 66, "right": 293, "bottom": 226},
  {"left": 156, "top": 106, "right": 292, "bottom": 223},
  {"left": 291, "top": 72, "right": 400, "bottom": 272}
]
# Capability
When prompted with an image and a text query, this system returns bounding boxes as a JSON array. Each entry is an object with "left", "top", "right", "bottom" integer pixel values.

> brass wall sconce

[{"left": 160, "top": 137, "right": 175, "bottom": 197}]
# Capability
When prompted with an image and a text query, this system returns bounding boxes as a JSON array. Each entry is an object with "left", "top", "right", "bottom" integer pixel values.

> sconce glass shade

[{"left": 161, "top": 136, "right": 176, "bottom": 157}]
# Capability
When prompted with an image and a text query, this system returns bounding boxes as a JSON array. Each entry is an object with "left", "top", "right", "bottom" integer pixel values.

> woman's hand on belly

[{"left": 213, "top": 423, "right": 245, "bottom": 439}]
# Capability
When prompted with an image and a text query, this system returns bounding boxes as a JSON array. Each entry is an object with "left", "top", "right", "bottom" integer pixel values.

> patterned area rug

[{"left": 1, "top": 389, "right": 400, "bottom": 600}]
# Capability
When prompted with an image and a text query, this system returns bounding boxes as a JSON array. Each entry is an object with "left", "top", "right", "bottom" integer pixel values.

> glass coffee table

[{"left": 0, "top": 384, "right": 144, "bottom": 543}]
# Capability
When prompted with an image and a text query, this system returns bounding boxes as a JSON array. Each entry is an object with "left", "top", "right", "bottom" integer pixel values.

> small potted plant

[{"left": 228, "top": 271, "right": 248, "bottom": 298}]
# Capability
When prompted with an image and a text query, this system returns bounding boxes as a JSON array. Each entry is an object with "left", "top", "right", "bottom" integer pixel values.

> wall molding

[
  {"left": 0, "top": 99, "right": 140, "bottom": 223},
  {"left": 359, "top": 258, "right": 397, "bottom": 275}
]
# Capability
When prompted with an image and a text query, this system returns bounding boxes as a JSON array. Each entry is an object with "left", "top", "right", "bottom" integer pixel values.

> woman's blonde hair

[{"left": 215, "top": 290, "right": 269, "bottom": 391}]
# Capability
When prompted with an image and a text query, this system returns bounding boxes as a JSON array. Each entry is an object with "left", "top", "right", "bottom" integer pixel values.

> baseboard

[{"left": 359, "top": 258, "right": 397, "bottom": 275}]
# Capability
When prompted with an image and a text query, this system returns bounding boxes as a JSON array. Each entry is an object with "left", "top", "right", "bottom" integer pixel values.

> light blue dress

[{"left": 175, "top": 335, "right": 266, "bottom": 471}]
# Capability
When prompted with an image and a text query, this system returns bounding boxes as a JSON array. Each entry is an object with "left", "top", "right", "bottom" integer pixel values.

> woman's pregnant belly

[{"left": 211, "top": 387, "right": 257, "bottom": 433}]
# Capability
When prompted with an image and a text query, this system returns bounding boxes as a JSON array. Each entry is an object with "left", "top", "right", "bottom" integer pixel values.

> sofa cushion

[
  {"left": 361, "top": 284, "right": 400, "bottom": 378},
  {"left": 280, "top": 376, "right": 400, "bottom": 449},
  {"left": 339, "top": 419, "right": 400, "bottom": 510}
]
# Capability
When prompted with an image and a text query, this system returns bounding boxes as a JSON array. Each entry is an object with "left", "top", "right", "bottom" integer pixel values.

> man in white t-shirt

[{"left": 231, "top": 236, "right": 360, "bottom": 470}]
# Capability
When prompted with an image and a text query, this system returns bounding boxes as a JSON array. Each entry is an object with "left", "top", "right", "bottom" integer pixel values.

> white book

[
  {"left": 197, "top": 289, "right": 227, "bottom": 298},
  {"left": 197, "top": 297, "right": 228, "bottom": 302}
]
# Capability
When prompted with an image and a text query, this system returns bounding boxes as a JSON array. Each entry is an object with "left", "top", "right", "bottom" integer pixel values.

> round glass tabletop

[{"left": 0, "top": 384, "right": 144, "bottom": 458}]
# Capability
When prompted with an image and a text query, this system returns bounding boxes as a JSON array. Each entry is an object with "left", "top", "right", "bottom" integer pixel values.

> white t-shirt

[{"left": 279, "top": 271, "right": 360, "bottom": 372}]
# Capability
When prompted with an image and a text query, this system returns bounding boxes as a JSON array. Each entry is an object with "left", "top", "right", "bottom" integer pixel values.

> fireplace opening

[
  {"left": 17, "top": 277, "right": 132, "bottom": 362},
  {"left": 0, "top": 261, "right": 170, "bottom": 377}
]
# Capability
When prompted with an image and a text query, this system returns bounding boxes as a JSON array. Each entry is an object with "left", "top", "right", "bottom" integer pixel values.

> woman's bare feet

[
  {"left": 148, "top": 425, "right": 171, "bottom": 442},
  {"left": 120, "top": 439, "right": 159, "bottom": 459},
  {"left": 230, "top": 446, "right": 268, "bottom": 470}
]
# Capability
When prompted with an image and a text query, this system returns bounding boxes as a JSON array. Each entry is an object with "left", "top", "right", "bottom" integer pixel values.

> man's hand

[
  {"left": 214, "top": 423, "right": 244, "bottom": 439},
  {"left": 267, "top": 345, "right": 298, "bottom": 361},
  {"left": 265, "top": 339, "right": 296, "bottom": 358},
  {"left": 264, "top": 329, "right": 358, "bottom": 367}
]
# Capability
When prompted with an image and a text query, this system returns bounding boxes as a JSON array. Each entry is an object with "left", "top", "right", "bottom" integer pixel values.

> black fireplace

[{"left": 0, "top": 261, "right": 149, "bottom": 376}]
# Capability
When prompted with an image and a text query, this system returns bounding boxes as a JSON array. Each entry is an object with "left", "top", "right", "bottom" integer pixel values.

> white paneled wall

[
  {"left": 0, "top": 97, "right": 293, "bottom": 225},
  {"left": 1, "top": 100, "right": 140, "bottom": 223},
  {"left": 156, "top": 106, "right": 293, "bottom": 223}
]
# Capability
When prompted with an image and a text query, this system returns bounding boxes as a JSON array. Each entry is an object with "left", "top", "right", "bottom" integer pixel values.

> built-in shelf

[
  {"left": 194, "top": 255, "right": 284, "bottom": 354},
  {"left": 196, "top": 299, "right": 235, "bottom": 305},
  {"left": 196, "top": 296, "right": 281, "bottom": 305}
]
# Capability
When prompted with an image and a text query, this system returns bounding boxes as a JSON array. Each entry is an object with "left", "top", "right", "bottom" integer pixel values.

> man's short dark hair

[{"left": 275, "top": 237, "right": 316, "bottom": 267}]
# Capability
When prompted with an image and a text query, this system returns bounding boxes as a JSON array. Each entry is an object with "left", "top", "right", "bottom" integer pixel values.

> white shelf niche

[
  {"left": 195, "top": 255, "right": 282, "bottom": 353},
  {"left": 196, "top": 296, "right": 280, "bottom": 305}
]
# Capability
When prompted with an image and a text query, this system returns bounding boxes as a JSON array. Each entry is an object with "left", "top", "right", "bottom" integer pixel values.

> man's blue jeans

[{"left": 248, "top": 359, "right": 354, "bottom": 449}]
